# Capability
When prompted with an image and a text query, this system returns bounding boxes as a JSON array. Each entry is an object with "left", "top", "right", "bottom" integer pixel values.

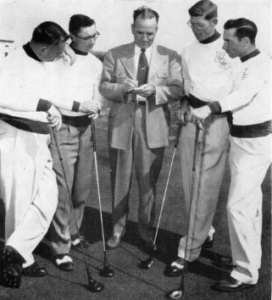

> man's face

[
  {"left": 72, "top": 25, "right": 98, "bottom": 53},
  {"left": 43, "top": 41, "right": 66, "bottom": 62},
  {"left": 131, "top": 16, "right": 158, "bottom": 49},
  {"left": 222, "top": 28, "right": 244, "bottom": 58},
  {"left": 189, "top": 16, "right": 216, "bottom": 42}
]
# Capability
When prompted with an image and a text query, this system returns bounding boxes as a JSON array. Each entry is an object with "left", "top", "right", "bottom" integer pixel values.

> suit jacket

[{"left": 99, "top": 42, "right": 183, "bottom": 150}]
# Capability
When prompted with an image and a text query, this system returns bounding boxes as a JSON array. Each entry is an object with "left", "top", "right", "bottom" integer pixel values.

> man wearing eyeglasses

[
  {"left": 99, "top": 6, "right": 182, "bottom": 252},
  {"left": 48, "top": 14, "right": 103, "bottom": 271},
  {"left": 165, "top": 0, "right": 239, "bottom": 277}
]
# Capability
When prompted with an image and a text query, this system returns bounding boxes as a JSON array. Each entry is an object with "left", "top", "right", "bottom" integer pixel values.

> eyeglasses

[
  {"left": 187, "top": 20, "right": 213, "bottom": 30},
  {"left": 74, "top": 31, "right": 100, "bottom": 41}
]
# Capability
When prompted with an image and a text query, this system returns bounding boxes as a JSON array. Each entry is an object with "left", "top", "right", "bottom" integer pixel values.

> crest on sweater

[{"left": 214, "top": 52, "right": 231, "bottom": 70}]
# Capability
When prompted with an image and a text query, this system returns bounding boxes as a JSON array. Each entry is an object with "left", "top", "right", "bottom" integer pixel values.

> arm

[{"left": 99, "top": 50, "right": 137, "bottom": 103}]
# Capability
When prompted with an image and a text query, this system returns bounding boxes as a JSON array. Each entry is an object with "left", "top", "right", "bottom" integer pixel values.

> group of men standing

[{"left": 0, "top": 0, "right": 271, "bottom": 295}]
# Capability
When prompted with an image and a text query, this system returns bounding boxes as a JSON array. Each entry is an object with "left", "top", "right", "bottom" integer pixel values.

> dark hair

[
  {"left": 133, "top": 6, "right": 159, "bottom": 23},
  {"left": 224, "top": 18, "right": 257, "bottom": 44},
  {"left": 31, "top": 21, "right": 69, "bottom": 45},
  {"left": 189, "top": 0, "right": 217, "bottom": 20},
  {"left": 69, "top": 14, "right": 95, "bottom": 35}
]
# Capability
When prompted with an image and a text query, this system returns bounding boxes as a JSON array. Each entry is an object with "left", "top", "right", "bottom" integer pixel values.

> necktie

[{"left": 137, "top": 49, "right": 149, "bottom": 86}]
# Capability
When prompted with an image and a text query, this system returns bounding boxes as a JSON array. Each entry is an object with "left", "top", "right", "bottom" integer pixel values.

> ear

[
  {"left": 212, "top": 18, "right": 218, "bottom": 26},
  {"left": 242, "top": 36, "right": 250, "bottom": 48},
  {"left": 70, "top": 34, "right": 76, "bottom": 42},
  {"left": 131, "top": 23, "right": 135, "bottom": 35},
  {"left": 40, "top": 46, "right": 48, "bottom": 55}
]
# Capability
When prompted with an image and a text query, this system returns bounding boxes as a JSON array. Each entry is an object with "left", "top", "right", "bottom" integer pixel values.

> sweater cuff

[
  {"left": 72, "top": 101, "right": 80, "bottom": 112},
  {"left": 208, "top": 101, "right": 222, "bottom": 114},
  {"left": 37, "top": 99, "right": 52, "bottom": 112}
]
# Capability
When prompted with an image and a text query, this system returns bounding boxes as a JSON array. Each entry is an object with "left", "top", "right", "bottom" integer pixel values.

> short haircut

[
  {"left": 32, "top": 21, "right": 69, "bottom": 45},
  {"left": 69, "top": 14, "right": 95, "bottom": 35},
  {"left": 224, "top": 18, "right": 257, "bottom": 44},
  {"left": 189, "top": 0, "right": 217, "bottom": 20},
  {"left": 133, "top": 6, "right": 159, "bottom": 24}
]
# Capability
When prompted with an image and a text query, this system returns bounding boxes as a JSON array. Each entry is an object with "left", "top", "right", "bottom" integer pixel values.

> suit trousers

[
  {"left": 0, "top": 120, "right": 58, "bottom": 267},
  {"left": 109, "top": 105, "right": 165, "bottom": 242},
  {"left": 177, "top": 115, "right": 229, "bottom": 261},
  {"left": 228, "top": 134, "right": 271, "bottom": 284},
  {"left": 49, "top": 123, "right": 93, "bottom": 255}
]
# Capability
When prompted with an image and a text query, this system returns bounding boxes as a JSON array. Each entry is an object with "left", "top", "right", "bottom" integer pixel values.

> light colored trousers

[
  {"left": 109, "top": 106, "right": 165, "bottom": 242},
  {"left": 0, "top": 120, "right": 58, "bottom": 267},
  {"left": 49, "top": 123, "right": 93, "bottom": 255},
  {"left": 177, "top": 114, "right": 229, "bottom": 261},
  {"left": 228, "top": 134, "right": 271, "bottom": 284}
]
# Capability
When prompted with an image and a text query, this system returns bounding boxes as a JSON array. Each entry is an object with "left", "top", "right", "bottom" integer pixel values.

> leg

[
  {"left": 70, "top": 125, "right": 94, "bottom": 240},
  {"left": 133, "top": 106, "right": 164, "bottom": 242},
  {"left": 227, "top": 136, "right": 271, "bottom": 284},
  {"left": 109, "top": 146, "right": 133, "bottom": 237},
  {"left": 49, "top": 124, "right": 78, "bottom": 256},
  {"left": 178, "top": 116, "right": 229, "bottom": 261}
]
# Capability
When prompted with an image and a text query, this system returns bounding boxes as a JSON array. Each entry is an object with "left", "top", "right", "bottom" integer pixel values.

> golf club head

[
  {"left": 99, "top": 265, "right": 114, "bottom": 278},
  {"left": 138, "top": 257, "right": 153, "bottom": 269},
  {"left": 86, "top": 268, "right": 104, "bottom": 292},
  {"left": 167, "top": 289, "right": 183, "bottom": 299}
]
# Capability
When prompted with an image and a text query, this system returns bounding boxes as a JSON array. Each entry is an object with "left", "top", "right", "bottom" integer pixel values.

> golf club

[
  {"left": 139, "top": 122, "right": 183, "bottom": 270},
  {"left": 90, "top": 119, "right": 114, "bottom": 278},
  {"left": 167, "top": 124, "right": 200, "bottom": 300},
  {"left": 51, "top": 128, "right": 104, "bottom": 293}
]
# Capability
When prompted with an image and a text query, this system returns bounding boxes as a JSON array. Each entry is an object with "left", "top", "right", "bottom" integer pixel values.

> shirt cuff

[
  {"left": 208, "top": 101, "right": 222, "bottom": 114},
  {"left": 37, "top": 99, "right": 52, "bottom": 112}
]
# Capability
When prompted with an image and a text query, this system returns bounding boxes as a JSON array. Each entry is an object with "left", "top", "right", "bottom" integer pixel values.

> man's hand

[
  {"left": 79, "top": 101, "right": 100, "bottom": 115},
  {"left": 123, "top": 79, "right": 138, "bottom": 94},
  {"left": 176, "top": 99, "right": 191, "bottom": 125},
  {"left": 133, "top": 84, "right": 155, "bottom": 98},
  {"left": 46, "top": 105, "right": 62, "bottom": 131},
  {"left": 190, "top": 105, "right": 212, "bottom": 125}
]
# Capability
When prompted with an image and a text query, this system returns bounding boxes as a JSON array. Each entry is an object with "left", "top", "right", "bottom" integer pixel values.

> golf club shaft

[
  {"left": 51, "top": 129, "right": 91, "bottom": 274},
  {"left": 90, "top": 120, "right": 107, "bottom": 254},
  {"left": 153, "top": 122, "right": 183, "bottom": 245}
]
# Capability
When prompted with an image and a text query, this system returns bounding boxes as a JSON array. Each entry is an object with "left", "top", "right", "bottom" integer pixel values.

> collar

[
  {"left": 134, "top": 43, "right": 152, "bottom": 57},
  {"left": 70, "top": 44, "right": 88, "bottom": 56},
  {"left": 23, "top": 42, "right": 42, "bottom": 62},
  {"left": 240, "top": 49, "right": 260, "bottom": 63},
  {"left": 200, "top": 30, "right": 221, "bottom": 44}
]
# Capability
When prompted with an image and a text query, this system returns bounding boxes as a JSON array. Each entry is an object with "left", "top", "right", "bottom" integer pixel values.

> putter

[
  {"left": 51, "top": 128, "right": 104, "bottom": 293},
  {"left": 139, "top": 122, "right": 183, "bottom": 270},
  {"left": 167, "top": 124, "right": 200, "bottom": 300},
  {"left": 90, "top": 119, "right": 114, "bottom": 278}
]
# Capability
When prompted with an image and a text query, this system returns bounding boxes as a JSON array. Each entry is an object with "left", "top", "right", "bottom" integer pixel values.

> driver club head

[
  {"left": 88, "top": 277, "right": 104, "bottom": 292},
  {"left": 99, "top": 265, "right": 114, "bottom": 278},
  {"left": 138, "top": 257, "right": 154, "bottom": 269},
  {"left": 167, "top": 289, "right": 183, "bottom": 299}
]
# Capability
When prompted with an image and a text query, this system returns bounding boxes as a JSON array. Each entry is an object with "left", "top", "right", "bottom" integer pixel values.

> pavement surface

[{"left": 0, "top": 107, "right": 271, "bottom": 300}]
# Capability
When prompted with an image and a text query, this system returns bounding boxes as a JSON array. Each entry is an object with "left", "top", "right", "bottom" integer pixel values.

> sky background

[{"left": 0, "top": 0, "right": 271, "bottom": 55}]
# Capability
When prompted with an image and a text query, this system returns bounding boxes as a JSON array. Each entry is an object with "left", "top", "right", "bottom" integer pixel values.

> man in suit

[{"left": 99, "top": 6, "right": 183, "bottom": 250}]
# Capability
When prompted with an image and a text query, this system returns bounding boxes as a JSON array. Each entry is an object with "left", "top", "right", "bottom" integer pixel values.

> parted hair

[
  {"left": 69, "top": 14, "right": 95, "bottom": 35},
  {"left": 133, "top": 6, "right": 159, "bottom": 23},
  {"left": 32, "top": 21, "right": 69, "bottom": 45},
  {"left": 224, "top": 18, "right": 257, "bottom": 44},
  {"left": 189, "top": 0, "right": 218, "bottom": 20}
]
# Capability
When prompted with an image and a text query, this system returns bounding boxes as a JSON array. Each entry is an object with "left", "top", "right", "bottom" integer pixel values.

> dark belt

[
  {"left": 188, "top": 94, "right": 233, "bottom": 123},
  {"left": 136, "top": 101, "right": 146, "bottom": 105},
  {"left": 62, "top": 115, "right": 90, "bottom": 127},
  {"left": 188, "top": 94, "right": 207, "bottom": 108},
  {"left": 231, "top": 120, "right": 272, "bottom": 138},
  {"left": 0, "top": 113, "right": 49, "bottom": 134}
]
